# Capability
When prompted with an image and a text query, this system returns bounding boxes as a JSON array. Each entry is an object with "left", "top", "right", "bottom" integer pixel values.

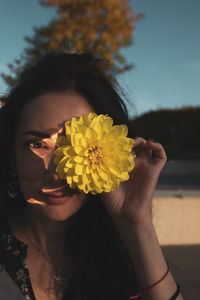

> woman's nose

[{"left": 43, "top": 153, "right": 62, "bottom": 183}]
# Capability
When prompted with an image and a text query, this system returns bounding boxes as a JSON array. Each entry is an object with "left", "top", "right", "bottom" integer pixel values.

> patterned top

[
  {"left": 0, "top": 221, "right": 36, "bottom": 300},
  {"left": 0, "top": 219, "right": 137, "bottom": 300}
]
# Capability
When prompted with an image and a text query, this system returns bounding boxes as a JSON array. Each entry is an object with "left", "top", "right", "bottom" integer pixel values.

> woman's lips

[{"left": 39, "top": 192, "right": 71, "bottom": 205}]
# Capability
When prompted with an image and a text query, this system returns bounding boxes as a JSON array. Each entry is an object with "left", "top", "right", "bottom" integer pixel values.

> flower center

[{"left": 88, "top": 145, "right": 103, "bottom": 165}]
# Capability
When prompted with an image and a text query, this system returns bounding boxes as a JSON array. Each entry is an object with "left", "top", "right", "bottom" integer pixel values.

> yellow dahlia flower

[{"left": 53, "top": 113, "right": 135, "bottom": 194}]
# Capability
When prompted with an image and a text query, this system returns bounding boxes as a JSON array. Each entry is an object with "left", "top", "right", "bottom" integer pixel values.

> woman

[{"left": 0, "top": 53, "right": 183, "bottom": 300}]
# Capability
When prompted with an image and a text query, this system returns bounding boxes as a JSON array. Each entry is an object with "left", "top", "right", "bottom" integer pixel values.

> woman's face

[{"left": 14, "top": 92, "right": 94, "bottom": 221}]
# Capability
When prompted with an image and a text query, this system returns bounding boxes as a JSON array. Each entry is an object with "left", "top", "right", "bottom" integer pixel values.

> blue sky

[{"left": 0, "top": 0, "right": 200, "bottom": 118}]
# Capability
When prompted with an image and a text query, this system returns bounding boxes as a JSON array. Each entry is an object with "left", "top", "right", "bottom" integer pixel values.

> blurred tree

[
  {"left": 130, "top": 106, "right": 200, "bottom": 159},
  {"left": 1, "top": 0, "right": 143, "bottom": 86}
]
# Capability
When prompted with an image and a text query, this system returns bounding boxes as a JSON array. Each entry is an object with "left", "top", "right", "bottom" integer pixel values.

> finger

[
  {"left": 133, "top": 137, "right": 147, "bottom": 155},
  {"left": 146, "top": 140, "right": 167, "bottom": 168},
  {"left": 133, "top": 137, "right": 152, "bottom": 161},
  {"left": 133, "top": 137, "right": 147, "bottom": 146}
]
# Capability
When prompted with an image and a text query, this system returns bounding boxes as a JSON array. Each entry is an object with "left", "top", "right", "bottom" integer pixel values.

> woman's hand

[
  {"left": 100, "top": 138, "right": 184, "bottom": 300},
  {"left": 100, "top": 137, "right": 167, "bottom": 225}
]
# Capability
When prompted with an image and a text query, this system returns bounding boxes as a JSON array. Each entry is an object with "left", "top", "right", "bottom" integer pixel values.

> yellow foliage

[
  {"left": 40, "top": 0, "right": 143, "bottom": 69},
  {"left": 3, "top": 0, "right": 143, "bottom": 86}
]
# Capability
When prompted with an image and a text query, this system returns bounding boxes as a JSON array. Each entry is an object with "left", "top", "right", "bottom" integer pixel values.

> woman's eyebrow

[{"left": 23, "top": 130, "right": 51, "bottom": 138}]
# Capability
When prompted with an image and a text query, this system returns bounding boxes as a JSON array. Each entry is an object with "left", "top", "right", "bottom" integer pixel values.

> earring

[{"left": 7, "top": 170, "right": 19, "bottom": 199}]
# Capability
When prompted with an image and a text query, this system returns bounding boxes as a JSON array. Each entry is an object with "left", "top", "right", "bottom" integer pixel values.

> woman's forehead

[{"left": 18, "top": 92, "right": 94, "bottom": 134}]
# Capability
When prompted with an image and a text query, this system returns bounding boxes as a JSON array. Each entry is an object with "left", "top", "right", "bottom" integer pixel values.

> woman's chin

[{"left": 25, "top": 195, "right": 87, "bottom": 222}]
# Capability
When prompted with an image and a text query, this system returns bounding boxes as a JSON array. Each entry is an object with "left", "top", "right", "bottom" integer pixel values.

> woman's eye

[{"left": 28, "top": 141, "right": 48, "bottom": 149}]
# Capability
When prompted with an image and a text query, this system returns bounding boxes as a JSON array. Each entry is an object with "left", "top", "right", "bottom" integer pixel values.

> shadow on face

[{"left": 13, "top": 91, "right": 94, "bottom": 221}]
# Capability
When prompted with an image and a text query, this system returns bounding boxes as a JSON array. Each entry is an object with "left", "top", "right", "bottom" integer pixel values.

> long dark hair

[{"left": 0, "top": 53, "right": 138, "bottom": 299}]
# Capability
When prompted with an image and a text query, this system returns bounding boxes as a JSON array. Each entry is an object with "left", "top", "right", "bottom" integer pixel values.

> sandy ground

[
  {"left": 152, "top": 192, "right": 200, "bottom": 299},
  {"left": 162, "top": 245, "right": 200, "bottom": 300}
]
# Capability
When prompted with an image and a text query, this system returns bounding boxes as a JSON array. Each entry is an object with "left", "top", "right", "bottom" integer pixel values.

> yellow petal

[
  {"left": 65, "top": 121, "right": 71, "bottom": 135},
  {"left": 73, "top": 122, "right": 87, "bottom": 135},
  {"left": 97, "top": 166, "right": 108, "bottom": 181},
  {"left": 74, "top": 156, "right": 84, "bottom": 163},
  {"left": 108, "top": 163, "right": 122, "bottom": 177},
  {"left": 72, "top": 133, "right": 83, "bottom": 146},
  {"left": 64, "top": 168, "right": 75, "bottom": 176},
  {"left": 74, "top": 145, "right": 84, "bottom": 155},
  {"left": 118, "top": 150, "right": 131, "bottom": 159},
  {"left": 75, "top": 164, "right": 84, "bottom": 175},
  {"left": 120, "top": 172, "right": 130, "bottom": 181},
  {"left": 66, "top": 176, "right": 72, "bottom": 185},
  {"left": 63, "top": 146, "right": 76, "bottom": 157},
  {"left": 120, "top": 125, "right": 128, "bottom": 136},
  {"left": 73, "top": 175, "right": 79, "bottom": 183},
  {"left": 91, "top": 170, "right": 100, "bottom": 183},
  {"left": 119, "top": 159, "right": 132, "bottom": 170},
  {"left": 92, "top": 120, "right": 102, "bottom": 136},
  {"left": 53, "top": 146, "right": 65, "bottom": 157},
  {"left": 87, "top": 112, "right": 97, "bottom": 122},
  {"left": 104, "top": 142, "right": 114, "bottom": 152},
  {"left": 83, "top": 158, "right": 90, "bottom": 165},
  {"left": 77, "top": 183, "right": 87, "bottom": 193},
  {"left": 86, "top": 164, "right": 92, "bottom": 174},
  {"left": 66, "top": 158, "right": 74, "bottom": 168},
  {"left": 56, "top": 136, "right": 69, "bottom": 147},
  {"left": 80, "top": 136, "right": 88, "bottom": 148},
  {"left": 103, "top": 117, "right": 113, "bottom": 132},
  {"left": 85, "top": 127, "right": 97, "bottom": 141},
  {"left": 100, "top": 131, "right": 108, "bottom": 143},
  {"left": 79, "top": 114, "right": 90, "bottom": 126}
]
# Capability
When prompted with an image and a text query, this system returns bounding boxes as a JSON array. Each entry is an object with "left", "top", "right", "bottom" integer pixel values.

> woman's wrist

[
  {"left": 111, "top": 215, "right": 154, "bottom": 242},
  {"left": 112, "top": 216, "right": 184, "bottom": 299}
]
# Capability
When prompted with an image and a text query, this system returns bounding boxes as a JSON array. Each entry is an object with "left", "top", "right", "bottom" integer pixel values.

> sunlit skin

[
  {"left": 13, "top": 92, "right": 94, "bottom": 222},
  {"left": 23, "top": 130, "right": 64, "bottom": 206}
]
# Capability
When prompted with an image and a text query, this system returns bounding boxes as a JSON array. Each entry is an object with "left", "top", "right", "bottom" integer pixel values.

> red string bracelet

[{"left": 129, "top": 264, "right": 170, "bottom": 299}]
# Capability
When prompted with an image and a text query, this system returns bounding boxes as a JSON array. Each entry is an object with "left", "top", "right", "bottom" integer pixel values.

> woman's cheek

[
  {"left": 17, "top": 151, "right": 46, "bottom": 184},
  {"left": 17, "top": 156, "right": 45, "bottom": 202}
]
